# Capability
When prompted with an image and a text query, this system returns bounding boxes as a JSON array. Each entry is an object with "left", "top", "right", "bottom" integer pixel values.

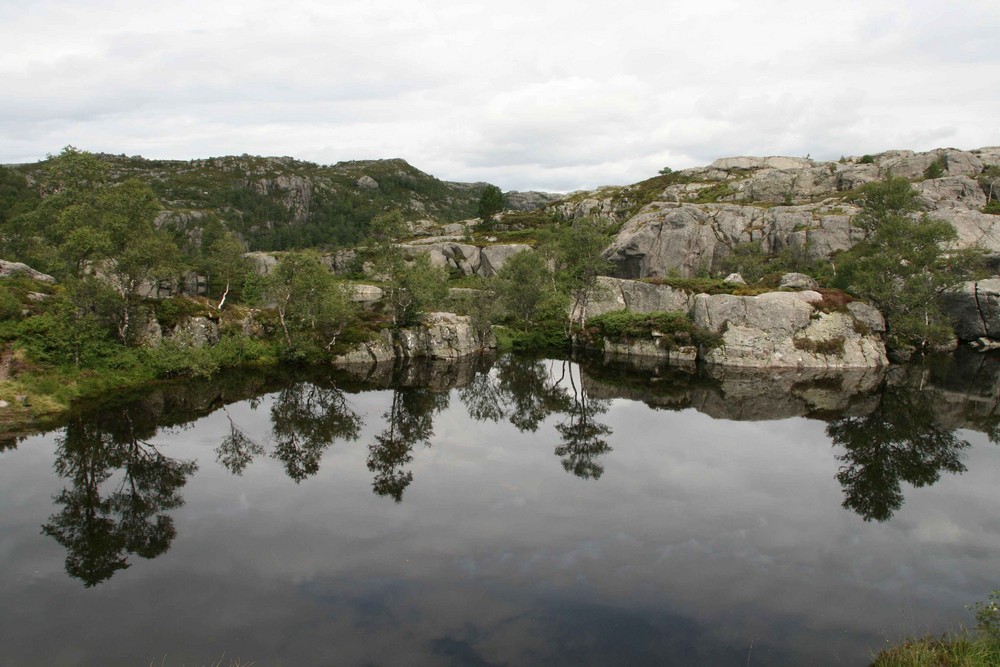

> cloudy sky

[{"left": 2, "top": 0, "right": 998, "bottom": 191}]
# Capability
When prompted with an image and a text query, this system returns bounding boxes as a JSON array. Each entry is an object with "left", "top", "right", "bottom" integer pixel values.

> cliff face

[{"left": 574, "top": 147, "right": 1000, "bottom": 278}]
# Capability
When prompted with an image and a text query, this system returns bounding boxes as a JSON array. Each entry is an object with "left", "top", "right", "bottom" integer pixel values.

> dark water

[{"left": 2, "top": 351, "right": 999, "bottom": 666}]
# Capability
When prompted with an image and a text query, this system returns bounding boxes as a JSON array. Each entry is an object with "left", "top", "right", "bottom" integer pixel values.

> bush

[
  {"left": 793, "top": 335, "right": 845, "bottom": 356},
  {"left": 923, "top": 155, "right": 948, "bottom": 180},
  {"left": 586, "top": 310, "right": 721, "bottom": 349}
]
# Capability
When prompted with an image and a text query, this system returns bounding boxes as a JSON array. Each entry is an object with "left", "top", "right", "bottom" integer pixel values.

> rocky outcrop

[
  {"left": 397, "top": 242, "right": 531, "bottom": 278},
  {"left": 580, "top": 276, "right": 692, "bottom": 319},
  {"left": 598, "top": 147, "right": 1000, "bottom": 278},
  {"left": 941, "top": 279, "right": 1000, "bottom": 341},
  {"left": 603, "top": 201, "right": 858, "bottom": 278},
  {"left": 137, "top": 272, "right": 209, "bottom": 299},
  {"left": 692, "top": 291, "right": 887, "bottom": 369},
  {"left": 334, "top": 312, "right": 496, "bottom": 368},
  {"left": 245, "top": 251, "right": 279, "bottom": 275},
  {"left": 580, "top": 276, "right": 888, "bottom": 369},
  {"left": 0, "top": 260, "right": 55, "bottom": 283},
  {"left": 137, "top": 314, "right": 220, "bottom": 348},
  {"left": 395, "top": 312, "right": 496, "bottom": 360},
  {"left": 504, "top": 191, "right": 564, "bottom": 211}
]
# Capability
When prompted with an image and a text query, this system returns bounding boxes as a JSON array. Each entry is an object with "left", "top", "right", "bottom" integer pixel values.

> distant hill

[{"left": 0, "top": 153, "right": 558, "bottom": 253}]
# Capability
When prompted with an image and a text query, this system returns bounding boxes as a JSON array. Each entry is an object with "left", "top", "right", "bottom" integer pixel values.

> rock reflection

[
  {"left": 41, "top": 408, "right": 197, "bottom": 587},
  {"left": 367, "top": 387, "right": 449, "bottom": 502}
]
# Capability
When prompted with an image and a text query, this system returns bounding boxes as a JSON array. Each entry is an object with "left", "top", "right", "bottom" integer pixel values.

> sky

[{"left": 1, "top": 0, "right": 998, "bottom": 192}]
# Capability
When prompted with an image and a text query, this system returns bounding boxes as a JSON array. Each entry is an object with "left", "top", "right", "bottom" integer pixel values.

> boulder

[
  {"left": 244, "top": 252, "right": 279, "bottom": 276},
  {"left": 169, "top": 316, "right": 220, "bottom": 347},
  {"left": 778, "top": 272, "right": 819, "bottom": 290},
  {"left": 724, "top": 273, "right": 746, "bottom": 284},
  {"left": 941, "top": 279, "right": 1000, "bottom": 341},
  {"left": 348, "top": 283, "right": 384, "bottom": 303},
  {"left": 581, "top": 276, "right": 692, "bottom": 319},
  {"left": 395, "top": 312, "right": 496, "bottom": 360},
  {"left": 692, "top": 291, "right": 887, "bottom": 369},
  {"left": 478, "top": 244, "right": 532, "bottom": 277},
  {"left": 398, "top": 242, "right": 481, "bottom": 276},
  {"left": 334, "top": 312, "right": 496, "bottom": 366},
  {"left": 915, "top": 176, "right": 987, "bottom": 210},
  {"left": 0, "top": 260, "right": 55, "bottom": 283}
]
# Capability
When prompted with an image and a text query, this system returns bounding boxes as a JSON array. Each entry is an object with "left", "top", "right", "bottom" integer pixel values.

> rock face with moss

[
  {"left": 583, "top": 277, "right": 887, "bottom": 369},
  {"left": 692, "top": 291, "right": 887, "bottom": 369},
  {"left": 941, "top": 279, "right": 1000, "bottom": 342},
  {"left": 335, "top": 312, "right": 496, "bottom": 366},
  {"left": 397, "top": 242, "right": 531, "bottom": 278},
  {"left": 597, "top": 147, "right": 1000, "bottom": 278}
]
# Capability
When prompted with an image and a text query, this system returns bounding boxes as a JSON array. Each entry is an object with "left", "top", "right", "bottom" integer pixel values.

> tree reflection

[
  {"left": 459, "top": 355, "right": 571, "bottom": 432},
  {"left": 554, "top": 361, "right": 612, "bottom": 480},
  {"left": 828, "top": 386, "right": 969, "bottom": 522},
  {"left": 42, "top": 408, "right": 197, "bottom": 587},
  {"left": 460, "top": 355, "right": 613, "bottom": 480},
  {"left": 270, "top": 382, "right": 362, "bottom": 482},
  {"left": 367, "top": 388, "right": 448, "bottom": 502},
  {"left": 215, "top": 407, "right": 265, "bottom": 475}
]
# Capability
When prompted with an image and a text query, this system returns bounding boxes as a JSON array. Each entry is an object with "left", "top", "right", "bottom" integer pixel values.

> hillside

[
  {"left": 0, "top": 153, "right": 559, "bottom": 254},
  {"left": 544, "top": 147, "right": 1000, "bottom": 278}
]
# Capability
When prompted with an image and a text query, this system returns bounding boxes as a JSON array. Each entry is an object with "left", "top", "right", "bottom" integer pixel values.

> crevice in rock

[{"left": 972, "top": 281, "right": 991, "bottom": 338}]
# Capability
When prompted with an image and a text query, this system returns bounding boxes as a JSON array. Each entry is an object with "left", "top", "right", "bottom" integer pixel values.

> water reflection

[
  {"left": 829, "top": 387, "right": 971, "bottom": 522},
  {"left": 21, "top": 350, "right": 1000, "bottom": 588},
  {"left": 269, "top": 382, "right": 362, "bottom": 482},
  {"left": 41, "top": 408, "right": 197, "bottom": 586},
  {"left": 459, "top": 355, "right": 571, "bottom": 432},
  {"left": 458, "top": 356, "right": 612, "bottom": 479},
  {"left": 553, "top": 362, "right": 613, "bottom": 480},
  {"left": 368, "top": 387, "right": 449, "bottom": 502}
]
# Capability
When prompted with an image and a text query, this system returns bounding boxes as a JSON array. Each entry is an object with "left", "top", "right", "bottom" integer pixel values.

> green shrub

[
  {"left": 691, "top": 182, "right": 734, "bottom": 203},
  {"left": 923, "top": 155, "right": 948, "bottom": 180},
  {"left": 153, "top": 296, "right": 215, "bottom": 329},
  {"left": 859, "top": 154, "right": 876, "bottom": 164},
  {"left": 586, "top": 310, "right": 721, "bottom": 349},
  {"left": 793, "top": 335, "right": 845, "bottom": 356}
]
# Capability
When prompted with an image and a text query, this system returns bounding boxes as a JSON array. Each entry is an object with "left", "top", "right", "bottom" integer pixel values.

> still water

[{"left": 1, "top": 352, "right": 999, "bottom": 666}]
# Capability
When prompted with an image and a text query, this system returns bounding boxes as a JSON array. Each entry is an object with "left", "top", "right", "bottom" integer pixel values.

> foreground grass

[
  {"left": 0, "top": 337, "right": 283, "bottom": 434},
  {"left": 871, "top": 631, "right": 1000, "bottom": 666}
]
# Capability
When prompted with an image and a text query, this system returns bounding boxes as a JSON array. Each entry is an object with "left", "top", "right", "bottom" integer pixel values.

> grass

[{"left": 871, "top": 631, "right": 1000, "bottom": 666}]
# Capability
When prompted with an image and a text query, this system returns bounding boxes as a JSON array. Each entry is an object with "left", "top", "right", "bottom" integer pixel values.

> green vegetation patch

[
  {"left": 641, "top": 276, "right": 773, "bottom": 296},
  {"left": 610, "top": 171, "right": 696, "bottom": 217},
  {"left": 152, "top": 296, "right": 218, "bottom": 329},
  {"left": 586, "top": 310, "right": 721, "bottom": 349},
  {"left": 792, "top": 335, "right": 846, "bottom": 356}
]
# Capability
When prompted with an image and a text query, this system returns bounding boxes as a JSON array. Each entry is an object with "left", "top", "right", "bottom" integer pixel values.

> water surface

[{"left": 1, "top": 352, "right": 999, "bottom": 666}]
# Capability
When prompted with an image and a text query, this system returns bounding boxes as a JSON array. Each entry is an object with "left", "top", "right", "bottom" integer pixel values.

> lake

[{"left": 1, "top": 351, "right": 998, "bottom": 666}]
